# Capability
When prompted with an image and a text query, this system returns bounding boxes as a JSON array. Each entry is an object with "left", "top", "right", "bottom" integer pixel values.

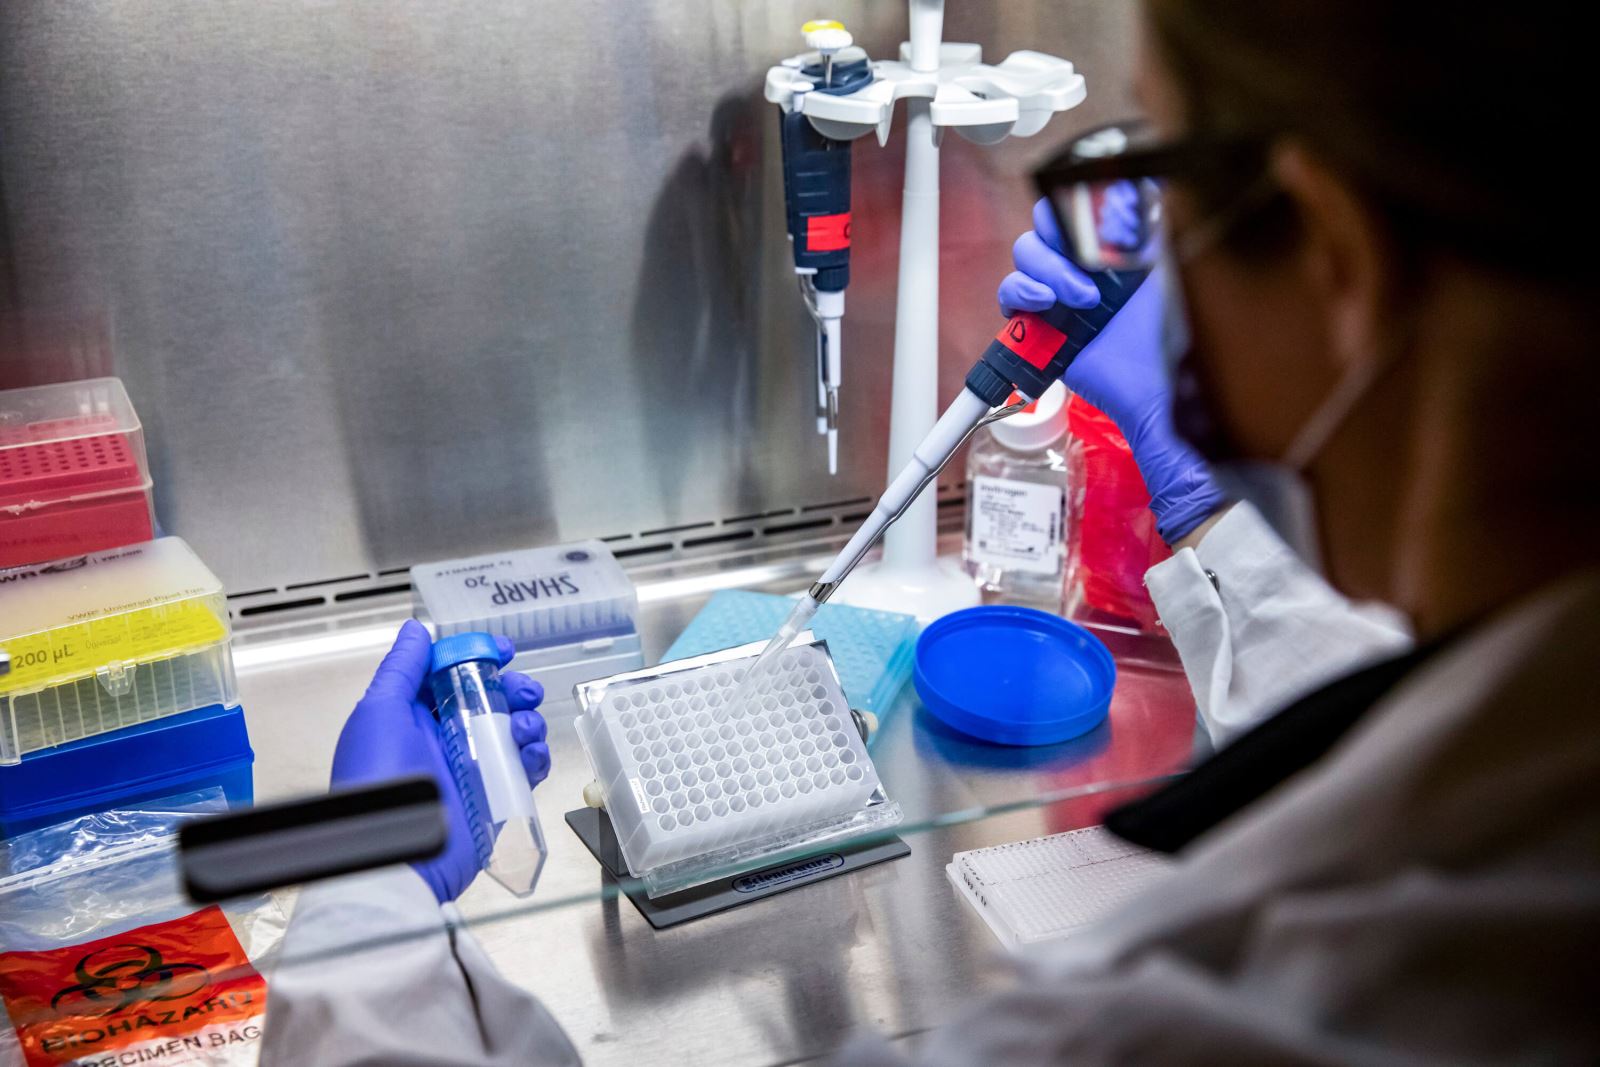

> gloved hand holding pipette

[
  {"left": 738, "top": 197, "right": 1155, "bottom": 694},
  {"left": 999, "top": 197, "right": 1227, "bottom": 544},
  {"left": 332, "top": 620, "right": 551, "bottom": 902}
]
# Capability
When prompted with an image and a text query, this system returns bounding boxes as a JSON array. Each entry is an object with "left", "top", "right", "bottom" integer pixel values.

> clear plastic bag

[{"left": 0, "top": 790, "right": 287, "bottom": 1067}]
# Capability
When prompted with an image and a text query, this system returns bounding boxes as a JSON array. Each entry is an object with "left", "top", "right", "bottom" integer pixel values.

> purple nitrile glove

[
  {"left": 1098, "top": 179, "right": 1143, "bottom": 251},
  {"left": 997, "top": 198, "right": 1227, "bottom": 544},
  {"left": 331, "top": 620, "right": 551, "bottom": 903}
]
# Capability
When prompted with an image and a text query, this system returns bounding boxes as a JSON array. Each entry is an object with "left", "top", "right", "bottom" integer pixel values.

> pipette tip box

[
  {"left": 947, "top": 826, "right": 1171, "bottom": 952},
  {"left": 410, "top": 540, "right": 643, "bottom": 701},
  {"left": 0, "top": 378, "right": 155, "bottom": 571},
  {"left": 0, "top": 702, "right": 253, "bottom": 838},
  {"left": 574, "top": 638, "right": 902, "bottom": 899},
  {"left": 661, "top": 590, "right": 919, "bottom": 726},
  {"left": 0, "top": 537, "right": 237, "bottom": 764}
]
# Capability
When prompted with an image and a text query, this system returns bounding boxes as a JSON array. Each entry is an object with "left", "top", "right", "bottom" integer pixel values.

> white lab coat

[
  {"left": 832, "top": 560, "right": 1600, "bottom": 1064},
  {"left": 1144, "top": 502, "right": 1413, "bottom": 746},
  {"left": 264, "top": 505, "right": 1599, "bottom": 1064},
  {"left": 262, "top": 868, "right": 580, "bottom": 1065}
]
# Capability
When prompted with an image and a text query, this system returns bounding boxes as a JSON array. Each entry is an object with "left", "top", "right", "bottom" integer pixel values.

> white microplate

[
  {"left": 577, "top": 644, "right": 883, "bottom": 880},
  {"left": 947, "top": 826, "right": 1171, "bottom": 951}
]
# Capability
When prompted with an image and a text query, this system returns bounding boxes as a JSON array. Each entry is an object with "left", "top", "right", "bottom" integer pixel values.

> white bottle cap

[{"left": 989, "top": 381, "right": 1070, "bottom": 452}]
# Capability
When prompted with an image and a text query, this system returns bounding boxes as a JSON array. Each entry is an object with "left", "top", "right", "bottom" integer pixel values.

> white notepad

[{"left": 947, "top": 826, "right": 1172, "bottom": 951}]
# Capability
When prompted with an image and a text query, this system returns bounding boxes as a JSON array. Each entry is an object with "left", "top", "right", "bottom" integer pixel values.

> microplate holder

[
  {"left": 0, "top": 538, "right": 237, "bottom": 763},
  {"left": 411, "top": 540, "right": 643, "bottom": 702},
  {"left": 573, "top": 637, "right": 903, "bottom": 901}
]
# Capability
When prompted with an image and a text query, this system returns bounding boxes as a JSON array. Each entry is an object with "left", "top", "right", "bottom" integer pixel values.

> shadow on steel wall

[{"left": 0, "top": 1, "right": 1137, "bottom": 590}]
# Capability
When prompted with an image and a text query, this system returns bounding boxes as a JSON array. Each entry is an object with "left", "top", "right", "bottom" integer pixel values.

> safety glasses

[{"left": 1031, "top": 120, "right": 1269, "bottom": 271}]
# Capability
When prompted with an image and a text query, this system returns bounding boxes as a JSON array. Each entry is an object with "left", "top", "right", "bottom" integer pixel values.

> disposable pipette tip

[
  {"left": 828, "top": 430, "right": 838, "bottom": 475},
  {"left": 713, "top": 596, "right": 821, "bottom": 723}
]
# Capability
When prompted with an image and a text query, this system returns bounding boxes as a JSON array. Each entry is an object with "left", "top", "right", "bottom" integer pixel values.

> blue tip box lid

[
  {"left": 914, "top": 606, "right": 1116, "bottom": 746},
  {"left": 0, "top": 703, "right": 254, "bottom": 836},
  {"left": 431, "top": 632, "right": 503, "bottom": 674}
]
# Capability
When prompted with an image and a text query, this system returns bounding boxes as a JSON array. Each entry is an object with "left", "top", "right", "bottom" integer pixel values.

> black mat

[{"left": 565, "top": 807, "right": 910, "bottom": 929}]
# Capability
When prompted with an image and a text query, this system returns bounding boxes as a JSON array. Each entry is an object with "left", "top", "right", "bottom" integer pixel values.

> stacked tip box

[
  {"left": 0, "top": 537, "right": 236, "bottom": 763},
  {"left": 411, "top": 541, "right": 636, "bottom": 650},
  {"left": 0, "top": 378, "right": 155, "bottom": 570},
  {"left": 582, "top": 646, "right": 880, "bottom": 876},
  {"left": 411, "top": 541, "right": 644, "bottom": 700}
]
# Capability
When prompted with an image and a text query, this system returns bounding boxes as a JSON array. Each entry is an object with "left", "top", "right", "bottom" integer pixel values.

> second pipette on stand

[{"left": 776, "top": 21, "right": 868, "bottom": 473}]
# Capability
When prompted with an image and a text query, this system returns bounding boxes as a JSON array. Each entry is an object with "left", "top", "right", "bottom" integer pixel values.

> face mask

[{"left": 1160, "top": 242, "right": 1397, "bottom": 570}]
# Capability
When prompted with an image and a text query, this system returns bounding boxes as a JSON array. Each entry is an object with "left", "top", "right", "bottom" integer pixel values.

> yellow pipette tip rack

[{"left": 0, "top": 537, "right": 236, "bottom": 763}]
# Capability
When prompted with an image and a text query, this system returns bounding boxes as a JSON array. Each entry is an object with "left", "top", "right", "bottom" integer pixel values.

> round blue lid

[
  {"left": 914, "top": 606, "right": 1116, "bottom": 746},
  {"left": 430, "top": 631, "right": 503, "bottom": 675}
]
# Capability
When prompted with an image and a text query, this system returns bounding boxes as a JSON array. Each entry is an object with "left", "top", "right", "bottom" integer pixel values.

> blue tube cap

[
  {"left": 430, "top": 631, "right": 503, "bottom": 675},
  {"left": 914, "top": 607, "right": 1116, "bottom": 746}
]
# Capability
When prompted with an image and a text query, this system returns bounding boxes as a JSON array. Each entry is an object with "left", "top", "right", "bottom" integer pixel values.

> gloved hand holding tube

[
  {"left": 999, "top": 197, "right": 1227, "bottom": 545},
  {"left": 332, "top": 620, "right": 551, "bottom": 903}
]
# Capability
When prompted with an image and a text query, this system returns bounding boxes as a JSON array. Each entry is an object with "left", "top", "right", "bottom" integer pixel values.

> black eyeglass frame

[
  {"left": 1029, "top": 120, "right": 1278, "bottom": 269},
  {"left": 1037, "top": 119, "right": 1598, "bottom": 282},
  {"left": 1031, "top": 120, "right": 1268, "bottom": 198}
]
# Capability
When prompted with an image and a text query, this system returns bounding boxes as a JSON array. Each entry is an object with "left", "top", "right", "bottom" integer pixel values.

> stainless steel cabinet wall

[{"left": 0, "top": 1, "right": 1134, "bottom": 591}]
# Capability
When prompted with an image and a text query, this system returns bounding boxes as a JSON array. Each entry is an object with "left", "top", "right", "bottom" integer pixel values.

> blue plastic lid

[
  {"left": 430, "top": 631, "right": 503, "bottom": 675},
  {"left": 914, "top": 606, "right": 1116, "bottom": 746},
  {"left": 0, "top": 703, "right": 252, "bottom": 819}
]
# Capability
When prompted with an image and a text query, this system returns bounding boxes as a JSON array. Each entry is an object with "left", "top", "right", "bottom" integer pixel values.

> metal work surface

[
  {"left": 237, "top": 543, "right": 1198, "bottom": 1066},
  {"left": 0, "top": 1, "right": 1137, "bottom": 594}
]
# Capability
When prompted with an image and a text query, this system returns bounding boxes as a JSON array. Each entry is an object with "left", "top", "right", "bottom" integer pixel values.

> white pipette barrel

[
  {"left": 726, "top": 386, "right": 993, "bottom": 710},
  {"left": 734, "top": 268, "right": 1154, "bottom": 713},
  {"left": 821, "top": 386, "right": 989, "bottom": 589},
  {"left": 817, "top": 290, "right": 845, "bottom": 475}
]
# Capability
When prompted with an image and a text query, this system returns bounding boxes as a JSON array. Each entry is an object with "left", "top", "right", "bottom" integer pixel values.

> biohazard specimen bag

[{"left": 0, "top": 791, "right": 286, "bottom": 1067}]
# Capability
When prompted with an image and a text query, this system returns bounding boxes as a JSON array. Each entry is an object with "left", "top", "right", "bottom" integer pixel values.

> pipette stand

[{"left": 766, "top": 0, "right": 1087, "bottom": 622}]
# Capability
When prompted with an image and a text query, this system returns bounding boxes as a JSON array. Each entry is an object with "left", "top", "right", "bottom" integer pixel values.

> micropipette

[
  {"left": 777, "top": 20, "right": 868, "bottom": 474},
  {"left": 731, "top": 266, "right": 1151, "bottom": 708}
]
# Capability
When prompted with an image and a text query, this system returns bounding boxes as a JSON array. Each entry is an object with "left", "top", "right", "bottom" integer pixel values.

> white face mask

[{"left": 1160, "top": 242, "right": 1398, "bottom": 570}]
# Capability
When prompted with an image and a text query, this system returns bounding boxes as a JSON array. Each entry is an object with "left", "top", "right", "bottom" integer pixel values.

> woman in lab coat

[{"left": 264, "top": 0, "right": 1599, "bottom": 1061}]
